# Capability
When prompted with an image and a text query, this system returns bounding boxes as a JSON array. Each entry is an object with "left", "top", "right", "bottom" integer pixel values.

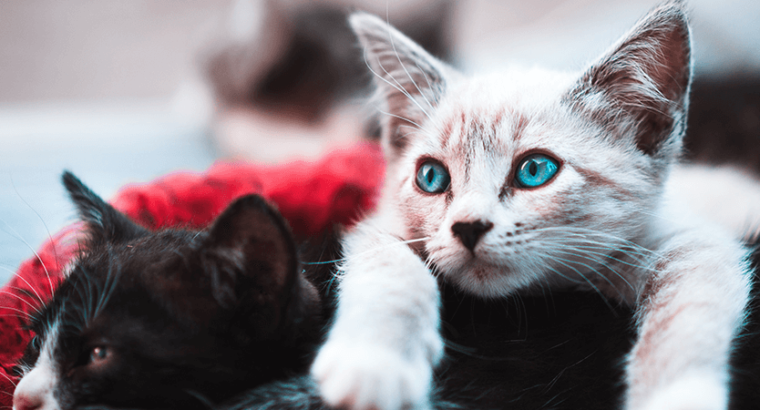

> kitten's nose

[
  {"left": 13, "top": 365, "right": 54, "bottom": 410},
  {"left": 451, "top": 220, "right": 493, "bottom": 252},
  {"left": 13, "top": 393, "right": 42, "bottom": 410}
]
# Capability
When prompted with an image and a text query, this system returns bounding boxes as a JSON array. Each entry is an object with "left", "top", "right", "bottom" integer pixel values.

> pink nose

[{"left": 13, "top": 392, "right": 43, "bottom": 410}]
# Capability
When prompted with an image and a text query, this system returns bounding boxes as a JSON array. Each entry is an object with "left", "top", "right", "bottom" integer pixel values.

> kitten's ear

[
  {"left": 350, "top": 12, "right": 450, "bottom": 156},
  {"left": 568, "top": 2, "right": 691, "bottom": 157},
  {"left": 201, "top": 194, "right": 303, "bottom": 335},
  {"left": 62, "top": 171, "right": 148, "bottom": 245}
]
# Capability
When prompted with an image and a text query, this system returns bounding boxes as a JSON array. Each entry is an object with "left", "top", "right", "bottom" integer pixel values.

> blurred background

[{"left": 0, "top": 0, "right": 758, "bottom": 282}]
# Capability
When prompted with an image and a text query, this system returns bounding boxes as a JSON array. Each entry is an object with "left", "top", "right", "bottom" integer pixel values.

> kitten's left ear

[
  {"left": 62, "top": 171, "right": 148, "bottom": 245},
  {"left": 350, "top": 13, "right": 452, "bottom": 157},
  {"left": 568, "top": 1, "right": 691, "bottom": 158},
  {"left": 201, "top": 194, "right": 303, "bottom": 336}
]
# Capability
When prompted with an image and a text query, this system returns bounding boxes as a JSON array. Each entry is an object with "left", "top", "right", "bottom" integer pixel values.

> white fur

[
  {"left": 311, "top": 212, "right": 441, "bottom": 410},
  {"left": 639, "top": 370, "right": 728, "bottom": 410},
  {"left": 313, "top": 5, "right": 753, "bottom": 410},
  {"left": 14, "top": 322, "right": 61, "bottom": 410},
  {"left": 625, "top": 194, "right": 750, "bottom": 410}
]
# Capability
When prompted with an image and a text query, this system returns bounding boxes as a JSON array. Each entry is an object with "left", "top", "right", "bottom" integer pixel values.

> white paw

[
  {"left": 636, "top": 371, "right": 727, "bottom": 410},
  {"left": 311, "top": 341, "right": 432, "bottom": 410}
]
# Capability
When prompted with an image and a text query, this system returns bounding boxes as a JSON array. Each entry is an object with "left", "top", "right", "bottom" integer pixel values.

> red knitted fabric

[{"left": 0, "top": 143, "right": 384, "bottom": 407}]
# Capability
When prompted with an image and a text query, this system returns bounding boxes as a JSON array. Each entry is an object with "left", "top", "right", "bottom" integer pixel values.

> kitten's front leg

[
  {"left": 626, "top": 231, "right": 752, "bottom": 410},
  {"left": 311, "top": 217, "right": 442, "bottom": 410}
]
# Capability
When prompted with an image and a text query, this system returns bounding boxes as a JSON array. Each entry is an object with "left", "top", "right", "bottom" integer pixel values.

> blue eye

[
  {"left": 515, "top": 154, "right": 559, "bottom": 188},
  {"left": 416, "top": 161, "right": 450, "bottom": 193}
]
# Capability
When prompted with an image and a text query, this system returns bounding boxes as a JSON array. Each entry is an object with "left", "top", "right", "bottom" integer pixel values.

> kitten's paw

[
  {"left": 635, "top": 371, "right": 727, "bottom": 410},
  {"left": 311, "top": 342, "right": 432, "bottom": 410}
]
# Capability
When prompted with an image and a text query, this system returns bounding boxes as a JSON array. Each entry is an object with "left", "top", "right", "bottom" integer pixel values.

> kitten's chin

[{"left": 443, "top": 260, "right": 535, "bottom": 298}]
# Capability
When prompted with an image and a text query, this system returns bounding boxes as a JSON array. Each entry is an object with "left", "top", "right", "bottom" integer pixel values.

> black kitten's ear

[
  {"left": 62, "top": 171, "right": 148, "bottom": 244},
  {"left": 201, "top": 195, "right": 300, "bottom": 334},
  {"left": 567, "top": 1, "right": 691, "bottom": 158},
  {"left": 349, "top": 12, "right": 452, "bottom": 159}
]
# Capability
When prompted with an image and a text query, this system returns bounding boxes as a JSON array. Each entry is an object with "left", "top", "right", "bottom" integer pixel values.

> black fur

[{"left": 17, "top": 172, "right": 324, "bottom": 410}]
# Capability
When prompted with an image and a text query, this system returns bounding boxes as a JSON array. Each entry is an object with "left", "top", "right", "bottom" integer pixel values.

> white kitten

[{"left": 311, "top": 3, "right": 753, "bottom": 410}]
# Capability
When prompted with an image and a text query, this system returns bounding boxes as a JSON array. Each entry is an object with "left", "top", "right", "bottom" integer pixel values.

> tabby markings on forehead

[{"left": 574, "top": 166, "right": 636, "bottom": 200}]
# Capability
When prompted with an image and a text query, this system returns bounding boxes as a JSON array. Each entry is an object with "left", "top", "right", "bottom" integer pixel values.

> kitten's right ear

[
  {"left": 201, "top": 195, "right": 309, "bottom": 338},
  {"left": 349, "top": 13, "right": 451, "bottom": 156},
  {"left": 62, "top": 171, "right": 147, "bottom": 245},
  {"left": 567, "top": 2, "right": 691, "bottom": 159}
]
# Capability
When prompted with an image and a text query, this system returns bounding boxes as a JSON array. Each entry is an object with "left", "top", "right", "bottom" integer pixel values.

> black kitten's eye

[
  {"left": 30, "top": 335, "right": 42, "bottom": 351},
  {"left": 89, "top": 346, "right": 110, "bottom": 365}
]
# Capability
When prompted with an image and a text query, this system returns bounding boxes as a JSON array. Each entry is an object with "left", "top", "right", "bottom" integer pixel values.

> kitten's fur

[
  {"left": 312, "top": 3, "right": 753, "bottom": 410},
  {"left": 12, "top": 172, "right": 323, "bottom": 410}
]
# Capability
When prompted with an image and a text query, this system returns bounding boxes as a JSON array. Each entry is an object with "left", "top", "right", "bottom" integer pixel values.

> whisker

[
  {"left": 397, "top": 124, "right": 424, "bottom": 137},
  {"left": 0, "top": 306, "right": 33, "bottom": 321},
  {"left": 384, "top": 8, "right": 435, "bottom": 112},
  {"left": 0, "top": 219, "right": 56, "bottom": 296},
  {"left": 0, "top": 291, "right": 42, "bottom": 315},
  {"left": 542, "top": 240, "right": 653, "bottom": 274},
  {"left": 549, "top": 259, "right": 618, "bottom": 314},
  {"left": 362, "top": 49, "right": 427, "bottom": 121},
  {"left": 0, "top": 370, "right": 18, "bottom": 387},
  {"left": 376, "top": 109, "right": 423, "bottom": 130},
  {"left": 549, "top": 251, "right": 627, "bottom": 300},
  {"left": 512, "top": 292, "right": 529, "bottom": 337},
  {"left": 423, "top": 257, "right": 444, "bottom": 280},
  {"left": 94, "top": 255, "right": 122, "bottom": 319},
  {"left": 534, "top": 226, "right": 665, "bottom": 259},
  {"left": 536, "top": 280, "right": 556, "bottom": 316},
  {"left": 374, "top": 52, "right": 432, "bottom": 121},
  {"left": 70, "top": 277, "right": 92, "bottom": 325},
  {"left": 0, "top": 278, "right": 45, "bottom": 307},
  {"left": 546, "top": 245, "right": 636, "bottom": 293},
  {"left": 414, "top": 60, "right": 435, "bottom": 97},
  {"left": 547, "top": 258, "right": 604, "bottom": 297},
  {"left": 0, "top": 313, "right": 31, "bottom": 321},
  {"left": 540, "top": 263, "right": 584, "bottom": 285},
  {"left": 538, "top": 236, "right": 653, "bottom": 259},
  {"left": 304, "top": 237, "right": 431, "bottom": 266},
  {"left": 324, "top": 272, "right": 340, "bottom": 296},
  {"left": 320, "top": 236, "right": 433, "bottom": 294},
  {"left": 10, "top": 175, "right": 61, "bottom": 272}
]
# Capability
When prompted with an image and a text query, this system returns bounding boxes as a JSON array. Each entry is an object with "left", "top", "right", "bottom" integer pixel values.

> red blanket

[{"left": 0, "top": 143, "right": 384, "bottom": 406}]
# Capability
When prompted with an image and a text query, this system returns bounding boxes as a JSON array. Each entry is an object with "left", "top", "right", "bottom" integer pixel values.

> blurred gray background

[
  {"left": 0, "top": 0, "right": 758, "bottom": 283},
  {"left": 0, "top": 1, "right": 224, "bottom": 282}
]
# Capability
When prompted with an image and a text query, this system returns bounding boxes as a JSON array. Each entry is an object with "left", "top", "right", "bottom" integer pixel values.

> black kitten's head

[{"left": 13, "top": 172, "right": 322, "bottom": 410}]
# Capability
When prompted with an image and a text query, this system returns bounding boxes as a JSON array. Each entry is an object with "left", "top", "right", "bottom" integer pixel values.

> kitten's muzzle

[
  {"left": 13, "top": 366, "right": 56, "bottom": 410},
  {"left": 451, "top": 220, "right": 493, "bottom": 252}
]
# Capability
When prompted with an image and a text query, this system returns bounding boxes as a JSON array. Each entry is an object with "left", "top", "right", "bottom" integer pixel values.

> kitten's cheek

[
  {"left": 426, "top": 240, "right": 468, "bottom": 272},
  {"left": 13, "top": 364, "right": 58, "bottom": 410}
]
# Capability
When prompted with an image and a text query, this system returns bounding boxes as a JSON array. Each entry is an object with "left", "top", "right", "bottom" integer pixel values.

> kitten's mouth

[
  {"left": 460, "top": 258, "right": 507, "bottom": 280},
  {"left": 470, "top": 265, "right": 496, "bottom": 280},
  {"left": 429, "top": 247, "right": 522, "bottom": 293},
  {"left": 447, "top": 260, "right": 528, "bottom": 297}
]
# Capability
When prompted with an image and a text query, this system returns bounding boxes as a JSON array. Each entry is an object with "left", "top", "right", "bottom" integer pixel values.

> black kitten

[{"left": 13, "top": 172, "right": 323, "bottom": 410}]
